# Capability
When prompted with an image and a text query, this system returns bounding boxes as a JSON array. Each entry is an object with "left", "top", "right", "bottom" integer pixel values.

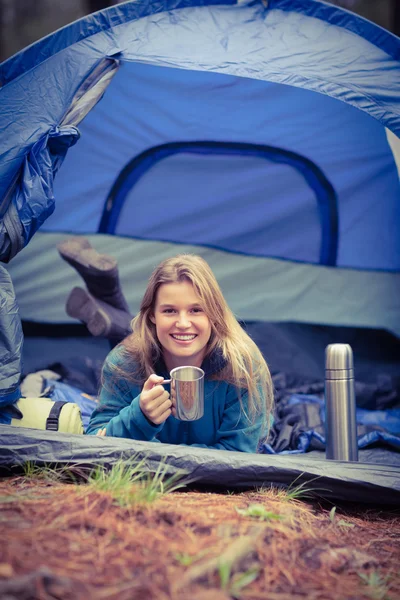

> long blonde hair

[{"left": 118, "top": 254, "right": 274, "bottom": 425}]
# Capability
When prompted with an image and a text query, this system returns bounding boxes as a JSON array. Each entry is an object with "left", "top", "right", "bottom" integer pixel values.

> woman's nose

[{"left": 176, "top": 313, "right": 191, "bottom": 328}]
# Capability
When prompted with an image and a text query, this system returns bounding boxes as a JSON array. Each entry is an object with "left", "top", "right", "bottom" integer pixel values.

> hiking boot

[
  {"left": 66, "top": 287, "right": 132, "bottom": 340},
  {"left": 57, "top": 237, "right": 131, "bottom": 313}
]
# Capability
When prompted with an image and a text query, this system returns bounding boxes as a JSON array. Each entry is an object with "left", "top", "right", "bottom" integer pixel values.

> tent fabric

[
  {"left": 1, "top": 0, "right": 400, "bottom": 124},
  {"left": 1, "top": 0, "right": 400, "bottom": 501},
  {"left": 0, "top": 127, "right": 80, "bottom": 262},
  {"left": 0, "top": 266, "right": 22, "bottom": 406},
  {"left": 19, "top": 322, "right": 400, "bottom": 393},
  {"left": 0, "top": 425, "right": 399, "bottom": 506},
  {"left": 1, "top": 0, "right": 400, "bottom": 270},
  {"left": 7, "top": 234, "right": 400, "bottom": 337}
]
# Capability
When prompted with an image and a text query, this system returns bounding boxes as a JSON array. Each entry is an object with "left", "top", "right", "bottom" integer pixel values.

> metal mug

[{"left": 164, "top": 366, "right": 205, "bottom": 421}]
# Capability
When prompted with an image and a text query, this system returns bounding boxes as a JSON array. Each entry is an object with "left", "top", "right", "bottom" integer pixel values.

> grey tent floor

[{"left": 0, "top": 426, "right": 399, "bottom": 506}]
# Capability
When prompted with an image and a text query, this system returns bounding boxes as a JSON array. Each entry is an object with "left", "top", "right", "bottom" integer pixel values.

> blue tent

[{"left": 0, "top": 0, "right": 399, "bottom": 503}]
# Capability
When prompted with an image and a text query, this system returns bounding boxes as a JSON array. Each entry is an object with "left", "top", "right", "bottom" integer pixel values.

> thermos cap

[{"left": 325, "top": 343, "right": 353, "bottom": 371}]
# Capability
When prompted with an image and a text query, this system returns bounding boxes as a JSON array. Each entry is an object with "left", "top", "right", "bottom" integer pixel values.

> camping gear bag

[{"left": 10, "top": 397, "right": 84, "bottom": 435}]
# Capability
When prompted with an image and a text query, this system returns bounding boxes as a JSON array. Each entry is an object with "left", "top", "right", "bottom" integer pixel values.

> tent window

[{"left": 99, "top": 142, "right": 338, "bottom": 266}]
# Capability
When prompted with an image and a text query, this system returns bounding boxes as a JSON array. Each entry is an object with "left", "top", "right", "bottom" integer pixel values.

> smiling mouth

[{"left": 170, "top": 334, "right": 197, "bottom": 341}]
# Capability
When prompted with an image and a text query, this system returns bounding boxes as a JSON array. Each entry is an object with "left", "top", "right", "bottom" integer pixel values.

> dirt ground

[{"left": 0, "top": 475, "right": 399, "bottom": 600}]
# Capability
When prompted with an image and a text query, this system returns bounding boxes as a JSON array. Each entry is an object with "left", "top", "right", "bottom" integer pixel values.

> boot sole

[
  {"left": 58, "top": 241, "right": 117, "bottom": 273},
  {"left": 66, "top": 288, "right": 112, "bottom": 336}
]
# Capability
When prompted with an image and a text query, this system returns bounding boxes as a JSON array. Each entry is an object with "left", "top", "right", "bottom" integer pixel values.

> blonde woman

[{"left": 86, "top": 254, "right": 274, "bottom": 452}]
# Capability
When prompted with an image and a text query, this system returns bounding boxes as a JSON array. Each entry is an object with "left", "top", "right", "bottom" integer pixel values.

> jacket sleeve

[
  {"left": 192, "top": 385, "right": 269, "bottom": 453},
  {"left": 85, "top": 350, "right": 164, "bottom": 441}
]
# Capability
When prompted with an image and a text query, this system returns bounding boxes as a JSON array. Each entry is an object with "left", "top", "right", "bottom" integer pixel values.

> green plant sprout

[
  {"left": 337, "top": 519, "right": 355, "bottom": 528},
  {"left": 22, "top": 461, "right": 86, "bottom": 483},
  {"left": 218, "top": 563, "right": 260, "bottom": 599},
  {"left": 358, "top": 571, "right": 392, "bottom": 600},
  {"left": 22, "top": 460, "right": 39, "bottom": 478},
  {"left": 236, "top": 503, "right": 284, "bottom": 521},
  {"left": 329, "top": 505, "right": 355, "bottom": 528},
  {"left": 174, "top": 549, "right": 209, "bottom": 567},
  {"left": 0, "top": 495, "right": 18, "bottom": 504},
  {"left": 283, "top": 473, "right": 330, "bottom": 501},
  {"left": 87, "top": 456, "right": 188, "bottom": 507}
]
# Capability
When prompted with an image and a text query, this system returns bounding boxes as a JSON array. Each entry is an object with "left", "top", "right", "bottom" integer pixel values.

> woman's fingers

[
  {"left": 149, "top": 384, "right": 169, "bottom": 401},
  {"left": 146, "top": 389, "right": 170, "bottom": 410},
  {"left": 141, "top": 384, "right": 168, "bottom": 407},
  {"left": 142, "top": 374, "right": 164, "bottom": 392},
  {"left": 150, "top": 406, "right": 172, "bottom": 425},
  {"left": 144, "top": 391, "right": 170, "bottom": 418},
  {"left": 140, "top": 373, "right": 173, "bottom": 425},
  {"left": 96, "top": 428, "right": 107, "bottom": 436},
  {"left": 145, "top": 397, "right": 172, "bottom": 424},
  {"left": 158, "top": 408, "right": 172, "bottom": 423}
]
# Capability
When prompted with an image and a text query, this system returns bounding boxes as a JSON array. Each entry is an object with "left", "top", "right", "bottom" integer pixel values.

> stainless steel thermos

[{"left": 325, "top": 344, "right": 358, "bottom": 461}]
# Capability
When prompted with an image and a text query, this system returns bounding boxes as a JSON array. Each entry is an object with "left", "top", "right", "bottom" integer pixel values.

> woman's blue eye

[{"left": 161, "top": 307, "right": 203, "bottom": 314}]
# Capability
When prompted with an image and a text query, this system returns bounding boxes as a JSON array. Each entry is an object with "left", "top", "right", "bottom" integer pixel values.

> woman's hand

[
  {"left": 96, "top": 428, "right": 107, "bottom": 436},
  {"left": 170, "top": 382, "right": 177, "bottom": 418},
  {"left": 140, "top": 374, "right": 172, "bottom": 425}
]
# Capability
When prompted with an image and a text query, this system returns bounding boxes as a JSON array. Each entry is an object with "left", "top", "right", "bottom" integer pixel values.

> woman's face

[{"left": 150, "top": 280, "right": 212, "bottom": 370}]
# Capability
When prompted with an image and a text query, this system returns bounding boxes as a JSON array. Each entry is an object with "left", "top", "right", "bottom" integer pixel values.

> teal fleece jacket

[{"left": 86, "top": 346, "right": 267, "bottom": 453}]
